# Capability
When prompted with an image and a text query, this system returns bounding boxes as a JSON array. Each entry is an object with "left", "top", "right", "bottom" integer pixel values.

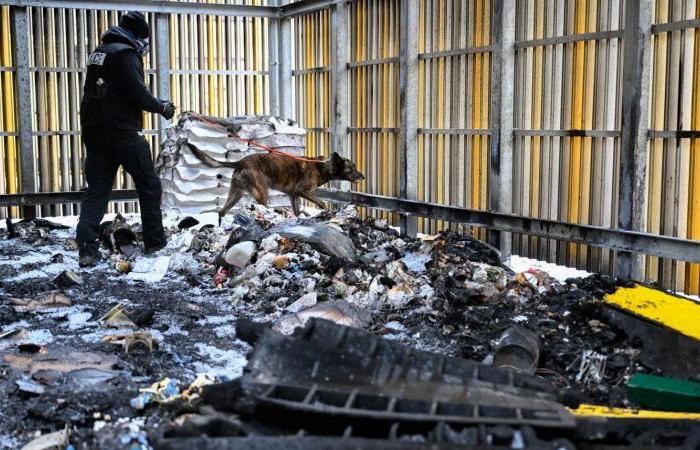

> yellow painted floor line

[
  {"left": 603, "top": 285, "right": 700, "bottom": 340},
  {"left": 570, "top": 404, "right": 700, "bottom": 420}
]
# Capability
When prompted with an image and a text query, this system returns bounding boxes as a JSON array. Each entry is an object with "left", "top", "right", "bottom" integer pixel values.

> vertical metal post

[
  {"left": 12, "top": 6, "right": 36, "bottom": 218},
  {"left": 156, "top": 13, "right": 171, "bottom": 143},
  {"left": 268, "top": 0, "right": 280, "bottom": 116},
  {"left": 330, "top": 1, "right": 348, "bottom": 190},
  {"left": 617, "top": 0, "right": 652, "bottom": 280},
  {"left": 330, "top": 1, "right": 348, "bottom": 158},
  {"left": 398, "top": 0, "right": 419, "bottom": 237},
  {"left": 278, "top": 11, "right": 293, "bottom": 120},
  {"left": 489, "top": 0, "right": 515, "bottom": 257}
]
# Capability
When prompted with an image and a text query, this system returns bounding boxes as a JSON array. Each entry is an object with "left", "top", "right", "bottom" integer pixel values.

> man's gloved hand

[{"left": 161, "top": 101, "right": 176, "bottom": 120}]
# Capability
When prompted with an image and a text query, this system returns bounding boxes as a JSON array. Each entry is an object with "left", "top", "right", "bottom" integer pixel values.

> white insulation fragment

[{"left": 157, "top": 114, "right": 307, "bottom": 215}]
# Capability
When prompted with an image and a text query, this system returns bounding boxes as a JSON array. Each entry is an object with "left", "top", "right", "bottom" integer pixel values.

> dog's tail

[{"left": 185, "top": 142, "right": 240, "bottom": 169}]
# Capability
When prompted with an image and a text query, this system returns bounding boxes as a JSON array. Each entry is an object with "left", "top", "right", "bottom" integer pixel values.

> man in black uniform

[{"left": 77, "top": 11, "right": 175, "bottom": 267}]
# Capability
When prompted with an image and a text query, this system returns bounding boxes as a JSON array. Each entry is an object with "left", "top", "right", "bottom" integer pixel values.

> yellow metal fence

[
  {"left": 288, "top": 0, "right": 700, "bottom": 294},
  {"left": 0, "top": 1, "right": 269, "bottom": 218}
]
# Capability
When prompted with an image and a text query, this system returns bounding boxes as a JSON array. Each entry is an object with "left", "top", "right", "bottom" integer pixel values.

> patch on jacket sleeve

[{"left": 87, "top": 52, "right": 107, "bottom": 66}]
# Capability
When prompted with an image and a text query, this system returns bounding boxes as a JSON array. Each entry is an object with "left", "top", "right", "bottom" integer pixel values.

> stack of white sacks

[{"left": 157, "top": 113, "right": 307, "bottom": 215}]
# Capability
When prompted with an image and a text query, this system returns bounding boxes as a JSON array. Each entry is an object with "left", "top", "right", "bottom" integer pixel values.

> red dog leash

[{"left": 186, "top": 112, "right": 325, "bottom": 164}]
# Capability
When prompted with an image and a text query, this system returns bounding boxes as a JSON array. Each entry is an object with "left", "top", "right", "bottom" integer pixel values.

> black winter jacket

[{"left": 80, "top": 28, "right": 163, "bottom": 131}]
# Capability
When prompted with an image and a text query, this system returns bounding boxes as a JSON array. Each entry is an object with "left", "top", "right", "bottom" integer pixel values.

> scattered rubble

[{"left": 1, "top": 204, "right": 699, "bottom": 448}]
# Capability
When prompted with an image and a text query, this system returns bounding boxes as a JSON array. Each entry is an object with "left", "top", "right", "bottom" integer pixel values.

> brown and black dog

[{"left": 186, "top": 143, "right": 365, "bottom": 219}]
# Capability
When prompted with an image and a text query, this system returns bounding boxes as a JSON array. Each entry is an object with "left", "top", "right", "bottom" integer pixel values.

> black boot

[
  {"left": 144, "top": 239, "right": 167, "bottom": 255},
  {"left": 79, "top": 242, "right": 100, "bottom": 267}
]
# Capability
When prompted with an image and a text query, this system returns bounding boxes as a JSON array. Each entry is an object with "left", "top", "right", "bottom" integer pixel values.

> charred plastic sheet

[
  {"left": 240, "top": 320, "right": 574, "bottom": 430},
  {"left": 158, "top": 319, "right": 700, "bottom": 450}
]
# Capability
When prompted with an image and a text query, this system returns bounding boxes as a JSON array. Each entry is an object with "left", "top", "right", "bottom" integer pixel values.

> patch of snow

[
  {"left": 385, "top": 321, "right": 406, "bottom": 332},
  {"left": 9, "top": 251, "right": 47, "bottom": 266},
  {"left": 505, "top": 255, "right": 591, "bottom": 283},
  {"left": 192, "top": 341, "right": 249, "bottom": 378},
  {"left": 62, "top": 308, "right": 95, "bottom": 331},
  {"left": 1, "top": 320, "right": 30, "bottom": 333},
  {"left": 196, "top": 315, "right": 236, "bottom": 326},
  {"left": 17, "top": 329, "right": 54, "bottom": 346},
  {"left": 0, "top": 434, "right": 19, "bottom": 449},
  {"left": 213, "top": 325, "right": 236, "bottom": 338},
  {"left": 163, "top": 322, "right": 190, "bottom": 336},
  {"left": 675, "top": 291, "right": 700, "bottom": 305},
  {"left": 512, "top": 315, "right": 528, "bottom": 323},
  {"left": 401, "top": 252, "right": 432, "bottom": 274},
  {"left": 7, "top": 269, "right": 50, "bottom": 282}
]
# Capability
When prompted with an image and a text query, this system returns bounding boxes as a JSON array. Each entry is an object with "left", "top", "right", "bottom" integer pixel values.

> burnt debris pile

[{"left": 1, "top": 204, "right": 699, "bottom": 448}]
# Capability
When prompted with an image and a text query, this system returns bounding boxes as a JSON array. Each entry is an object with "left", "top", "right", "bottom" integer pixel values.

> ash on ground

[{"left": 0, "top": 204, "right": 652, "bottom": 448}]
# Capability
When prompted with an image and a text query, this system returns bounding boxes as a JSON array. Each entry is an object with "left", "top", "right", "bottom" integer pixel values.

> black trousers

[{"left": 76, "top": 130, "right": 166, "bottom": 250}]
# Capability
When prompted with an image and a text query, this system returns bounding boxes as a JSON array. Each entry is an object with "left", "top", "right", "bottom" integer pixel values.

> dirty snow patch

[
  {"left": 7, "top": 269, "right": 50, "bottom": 282},
  {"left": 62, "top": 308, "right": 95, "bottom": 331},
  {"left": 401, "top": 252, "right": 432, "bottom": 274},
  {"left": 192, "top": 342, "right": 249, "bottom": 378},
  {"left": 505, "top": 255, "right": 591, "bottom": 283}
]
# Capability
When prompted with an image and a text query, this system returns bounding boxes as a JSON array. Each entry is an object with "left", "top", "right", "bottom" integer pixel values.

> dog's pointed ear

[{"left": 331, "top": 151, "right": 343, "bottom": 169}]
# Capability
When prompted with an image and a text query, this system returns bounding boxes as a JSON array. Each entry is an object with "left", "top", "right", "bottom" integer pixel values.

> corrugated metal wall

[
  {"left": 291, "top": 8, "right": 331, "bottom": 158},
  {"left": 0, "top": 6, "right": 19, "bottom": 218},
  {"left": 648, "top": 0, "right": 700, "bottom": 293},
  {"left": 0, "top": 1, "right": 269, "bottom": 218},
  {"left": 417, "top": 0, "right": 491, "bottom": 236},
  {"left": 288, "top": 0, "right": 700, "bottom": 294},
  {"left": 512, "top": 0, "right": 624, "bottom": 274}
]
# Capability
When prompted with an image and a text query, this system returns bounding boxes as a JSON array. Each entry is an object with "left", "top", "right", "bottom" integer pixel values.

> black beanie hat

[{"left": 120, "top": 11, "right": 149, "bottom": 39}]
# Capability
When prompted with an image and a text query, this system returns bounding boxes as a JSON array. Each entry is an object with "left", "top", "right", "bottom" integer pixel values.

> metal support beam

[
  {"left": 489, "top": 0, "right": 515, "bottom": 255},
  {"left": 315, "top": 189, "right": 700, "bottom": 264},
  {"left": 278, "top": 14, "right": 293, "bottom": 120},
  {"left": 3, "top": 189, "right": 700, "bottom": 265},
  {"left": 331, "top": 0, "right": 349, "bottom": 191},
  {"left": 156, "top": 13, "right": 171, "bottom": 144},
  {"left": 268, "top": 1, "right": 281, "bottom": 116},
  {"left": 0, "top": 190, "right": 139, "bottom": 207},
  {"left": 398, "top": 0, "right": 419, "bottom": 237},
  {"left": 617, "top": 0, "right": 653, "bottom": 280},
  {"left": 12, "top": 6, "right": 36, "bottom": 219},
  {"left": 514, "top": 29, "right": 624, "bottom": 49},
  {"left": 1, "top": 0, "right": 278, "bottom": 17},
  {"left": 279, "top": 0, "right": 342, "bottom": 18}
]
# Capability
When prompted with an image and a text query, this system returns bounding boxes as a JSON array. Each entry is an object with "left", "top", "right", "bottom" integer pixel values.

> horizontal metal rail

[
  {"left": 648, "top": 130, "right": 700, "bottom": 139},
  {"left": 0, "top": 190, "right": 138, "bottom": 207},
  {"left": 26, "top": 130, "right": 158, "bottom": 136},
  {"left": 0, "top": 131, "right": 18, "bottom": 137},
  {"left": 0, "top": 0, "right": 278, "bottom": 17},
  {"left": 418, "top": 128, "right": 492, "bottom": 136},
  {"left": 170, "top": 69, "right": 268, "bottom": 76},
  {"left": 514, "top": 29, "right": 624, "bottom": 49},
  {"left": 279, "top": 0, "right": 342, "bottom": 18},
  {"left": 347, "top": 126, "right": 398, "bottom": 133},
  {"left": 29, "top": 66, "right": 85, "bottom": 73},
  {"left": 291, "top": 66, "right": 330, "bottom": 76},
  {"left": 306, "top": 127, "right": 332, "bottom": 133},
  {"left": 3, "top": 188, "right": 699, "bottom": 263},
  {"left": 315, "top": 189, "right": 700, "bottom": 264},
  {"left": 347, "top": 57, "right": 399, "bottom": 68},
  {"left": 418, "top": 45, "right": 494, "bottom": 59},
  {"left": 651, "top": 18, "right": 700, "bottom": 34},
  {"left": 513, "top": 129, "right": 620, "bottom": 138}
]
